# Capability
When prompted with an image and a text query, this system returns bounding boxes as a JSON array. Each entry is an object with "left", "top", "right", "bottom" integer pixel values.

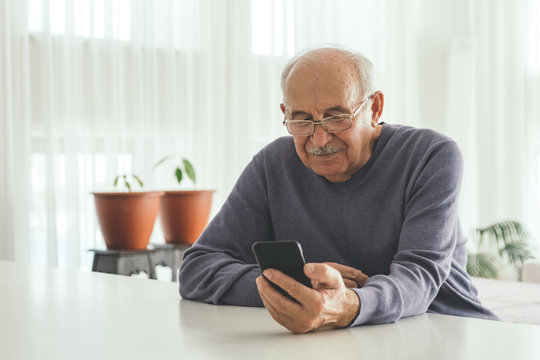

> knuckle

[{"left": 321, "top": 264, "right": 334, "bottom": 278}]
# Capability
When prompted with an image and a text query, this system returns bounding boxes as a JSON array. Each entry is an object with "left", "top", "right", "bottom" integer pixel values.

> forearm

[
  {"left": 351, "top": 259, "right": 447, "bottom": 325},
  {"left": 179, "top": 247, "right": 263, "bottom": 306},
  {"left": 178, "top": 152, "right": 274, "bottom": 306}
]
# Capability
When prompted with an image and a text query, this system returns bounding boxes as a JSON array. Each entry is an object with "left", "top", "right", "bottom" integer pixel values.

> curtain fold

[
  {"left": 1, "top": 0, "right": 539, "bottom": 269},
  {"left": 461, "top": 0, "right": 538, "bottom": 238},
  {"left": 1, "top": 0, "right": 31, "bottom": 262}
]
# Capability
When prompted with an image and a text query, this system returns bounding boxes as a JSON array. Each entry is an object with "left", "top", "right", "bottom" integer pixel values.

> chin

[{"left": 310, "top": 165, "right": 345, "bottom": 180}]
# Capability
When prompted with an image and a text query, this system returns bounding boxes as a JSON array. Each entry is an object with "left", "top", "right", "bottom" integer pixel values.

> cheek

[{"left": 293, "top": 137, "right": 308, "bottom": 155}]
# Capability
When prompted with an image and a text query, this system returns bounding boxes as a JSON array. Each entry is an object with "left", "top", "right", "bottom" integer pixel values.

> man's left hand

[{"left": 255, "top": 263, "right": 360, "bottom": 334}]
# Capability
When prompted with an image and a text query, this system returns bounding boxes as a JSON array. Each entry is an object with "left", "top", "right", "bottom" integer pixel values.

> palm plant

[{"left": 467, "top": 220, "right": 535, "bottom": 279}]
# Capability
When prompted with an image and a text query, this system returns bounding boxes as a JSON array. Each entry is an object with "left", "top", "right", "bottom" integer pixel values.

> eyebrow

[{"left": 290, "top": 105, "right": 349, "bottom": 118}]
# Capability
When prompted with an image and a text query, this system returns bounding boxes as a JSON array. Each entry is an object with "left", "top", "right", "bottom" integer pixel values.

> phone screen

[{"left": 252, "top": 240, "right": 312, "bottom": 298}]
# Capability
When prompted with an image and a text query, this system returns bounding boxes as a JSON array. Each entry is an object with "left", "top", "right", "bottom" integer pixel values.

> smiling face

[{"left": 281, "top": 56, "right": 384, "bottom": 182}]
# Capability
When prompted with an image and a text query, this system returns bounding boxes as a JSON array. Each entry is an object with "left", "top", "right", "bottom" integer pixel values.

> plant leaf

[
  {"left": 175, "top": 166, "right": 183, "bottom": 184},
  {"left": 113, "top": 175, "right": 120, "bottom": 187},
  {"left": 153, "top": 154, "right": 177, "bottom": 169},
  {"left": 501, "top": 241, "right": 534, "bottom": 267},
  {"left": 183, "top": 158, "right": 196, "bottom": 184},
  {"left": 477, "top": 220, "right": 531, "bottom": 252},
  {"left": 132, "top": 174, "right": 144, "bottom": 188},
  {"left": 467, "top": 253, "right": 499, "bottom": 279}
]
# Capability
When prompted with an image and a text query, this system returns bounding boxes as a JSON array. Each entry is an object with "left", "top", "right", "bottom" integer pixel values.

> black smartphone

[{"left": 252, "top": 240, "right": 312, "bottom": 298}]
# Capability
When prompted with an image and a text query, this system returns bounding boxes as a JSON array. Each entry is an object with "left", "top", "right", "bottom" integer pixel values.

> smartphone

[{"left": 252, "top": 240, "right": 312, "bottom": 298}]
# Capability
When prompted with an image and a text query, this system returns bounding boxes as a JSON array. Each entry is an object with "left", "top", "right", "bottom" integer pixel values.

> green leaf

[
  {"left": 113, "top": 175, "right": 120, "bottom": 187},
  {"left": 153, "top": 154, "right": 177, "bottom": 169},
  {"left": 467, "top": 253, "right": 499, "bottom": 278},
  {"left": 183, "top": 158, "right": 196, "bottom": 184},
  {"left": 501, "top": 242, "right": 534, "bottom": 267},
  {"left": 125, "top": 180, "right": 132, "bottom": 192},
  {"left": 175, "top": 167, "right": 183, "bottom": 183},
  {"left": 132, "top": 174, "right": 144, "bottom": 188}
]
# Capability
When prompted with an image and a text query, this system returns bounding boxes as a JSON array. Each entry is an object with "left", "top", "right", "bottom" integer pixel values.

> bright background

[{"left": 1, "top": 0, "right": 539, "bottom": 272}]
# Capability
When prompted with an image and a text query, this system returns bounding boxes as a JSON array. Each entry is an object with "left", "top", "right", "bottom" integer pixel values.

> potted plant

[
  {"left": 92, "top": 174, "right": 164, "bottom": 250},
  {"left": 467, "top": 220, "right": 535, "bottom": 280},
  {"left": 153, "top": 155, "right": 214, "bottom": 245}
]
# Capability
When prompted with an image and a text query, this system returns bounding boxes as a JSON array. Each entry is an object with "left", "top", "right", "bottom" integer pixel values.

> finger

[
  {"left": 259, "top": 289, "right": 296, "bottom": 327},
  {"left": 263, "top": 269, "right": 316, "bottom": 305},
  {"left": 355, "top": 272, "right": 369, "bottom": 287},
  {"left": 343, "top": 278, "right": 358, "bottom": 288},
  {"left": 324, "top": 262, "right": 358, "bottom": 279},
  {"left": 324, "top": 262, "right": 369, "bottom": 287},
  {"left": 304, "top": 263, "right": 343, "bottom": 289},
  {"left": 257, "top": 277, "right": 304, "bottom": 332},
  {"left": 261, "top": 295, "right": 312, "bottom": 334},
  {"left": 256, "top": 274, "right": 301, "bottom": 311}
]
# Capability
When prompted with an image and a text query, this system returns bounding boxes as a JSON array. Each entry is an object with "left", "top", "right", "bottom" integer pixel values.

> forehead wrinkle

[
  {"left": 290, "top": 103, "right": 350, "bottom": 118},
  {"left": 283, "top": 50, "right": 363, "bottom": 104},
  {"left": 285, "top": 73, "right": 359, "bottom": 118},
  {"left": 284, "top": 76, "right": 360, "bottom": 115}
]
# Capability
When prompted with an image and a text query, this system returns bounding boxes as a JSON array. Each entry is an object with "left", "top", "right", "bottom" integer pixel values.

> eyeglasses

[{"left": 282, "top": 95, "right": 372, "bottom": 136}]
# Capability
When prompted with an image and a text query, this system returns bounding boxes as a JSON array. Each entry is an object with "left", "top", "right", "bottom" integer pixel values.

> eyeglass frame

[{"left": 282, "top": 94, "right": 373, "bottom": 136}]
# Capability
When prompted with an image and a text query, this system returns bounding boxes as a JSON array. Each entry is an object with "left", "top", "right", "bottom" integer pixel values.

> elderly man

[{"left": 179, "top": 47, "right": 498, "bottom": 334}]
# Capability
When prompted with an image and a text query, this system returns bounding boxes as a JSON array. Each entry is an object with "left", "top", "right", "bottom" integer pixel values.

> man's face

[{"left": 281, "top": 62, "right": 381, "bottom": 182}]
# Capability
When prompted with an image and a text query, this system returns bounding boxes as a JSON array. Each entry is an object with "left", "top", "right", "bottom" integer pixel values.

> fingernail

[
  {"left": 305, "top": 263, "right": 314, "bottom": 274},
  {"left": 264, "top": 269, "right": 273, "bottom": 278}
]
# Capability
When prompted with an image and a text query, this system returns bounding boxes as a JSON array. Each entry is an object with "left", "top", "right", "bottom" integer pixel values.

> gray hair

[{"left": 280, "top": 45, "right": 375, "bottom": 103}]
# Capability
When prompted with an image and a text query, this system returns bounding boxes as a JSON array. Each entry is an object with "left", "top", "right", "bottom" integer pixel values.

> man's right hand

[
  {"left": 255, "top": 263, "right": 360, "bottom": 334},
  {"left": 324, "top": 262, "right": 369, "bottom": 288}
]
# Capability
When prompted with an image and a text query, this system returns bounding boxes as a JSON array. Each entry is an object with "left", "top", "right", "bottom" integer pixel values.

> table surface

[{"left": 1, "top": 260, "right": 540, "bottom": 360}]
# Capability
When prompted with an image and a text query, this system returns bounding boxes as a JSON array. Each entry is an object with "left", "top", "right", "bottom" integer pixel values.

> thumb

[{"left": 304, "top": 263, "right": 343, "bottom": 289}]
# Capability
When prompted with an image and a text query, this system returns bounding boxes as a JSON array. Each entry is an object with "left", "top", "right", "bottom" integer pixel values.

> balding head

[{"left": 281, "top": 47, "right": 375, "bottom": 105}]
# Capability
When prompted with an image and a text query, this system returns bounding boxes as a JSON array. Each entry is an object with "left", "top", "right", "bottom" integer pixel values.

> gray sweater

[{"left": 179, "top": 124, "right": 498, "bottom": 325}]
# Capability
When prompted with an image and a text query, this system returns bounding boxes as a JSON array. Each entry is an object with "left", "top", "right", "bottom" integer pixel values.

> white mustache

[{"left": 308, "top": 145, "right": 343, "bottom": 155}]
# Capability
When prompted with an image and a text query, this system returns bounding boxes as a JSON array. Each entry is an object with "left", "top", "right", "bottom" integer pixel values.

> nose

[{"left": 310, "top": 123, "right": 333, "bottom": 147}]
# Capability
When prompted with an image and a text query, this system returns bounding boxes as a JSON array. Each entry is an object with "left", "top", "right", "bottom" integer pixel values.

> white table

[{"left": 1, "top": 260, "right": 540, "bottom": 360}]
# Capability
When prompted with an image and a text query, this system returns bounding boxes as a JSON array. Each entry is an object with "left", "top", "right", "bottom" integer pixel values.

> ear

[
  {"left": 370, "top": 91, "right": 384, "bottom": 126},
  {"left": 280, "top": 103, "right": 286, "bottom": 115}
]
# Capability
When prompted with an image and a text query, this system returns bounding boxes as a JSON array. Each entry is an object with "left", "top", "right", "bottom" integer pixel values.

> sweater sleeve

[
  {"left": 351, "top": 141, "right": 463, "bottom": 325},
  {"left": 178, "top": 153, "right": 271, "bottom": 307}
]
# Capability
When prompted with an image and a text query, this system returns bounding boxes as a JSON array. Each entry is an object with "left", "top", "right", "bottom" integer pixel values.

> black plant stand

[{"left": 89, "top": 243, "right": 191, "bottom": 281}]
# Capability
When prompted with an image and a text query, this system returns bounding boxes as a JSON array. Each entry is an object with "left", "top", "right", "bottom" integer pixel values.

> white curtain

[
  {"left": 1, "top": 0, "right": 539, "bottom": 270},
  {"left": 442, "top": 0, "right": 540, "bottom": 240},
  {"left": 1, "top": 0, "right": 31, "bottom": 262}
]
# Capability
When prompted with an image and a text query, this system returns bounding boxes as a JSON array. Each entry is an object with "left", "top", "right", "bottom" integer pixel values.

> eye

[
  {"left": 324, "top": 111, "right": 344, "bottom": 118},
  {"left": 325, "top": 114, "right": 349, "bottom": 123},
  {"left": 292, "top": 114, "right": 312, "bottom": 120}
]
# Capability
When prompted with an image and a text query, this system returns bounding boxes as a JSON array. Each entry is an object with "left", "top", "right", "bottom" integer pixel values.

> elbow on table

[{"left": 178, "top": 259, "right": 199, "bottom": 300}]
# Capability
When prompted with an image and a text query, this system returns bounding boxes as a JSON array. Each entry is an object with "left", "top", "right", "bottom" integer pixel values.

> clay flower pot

[
  {"left": 160, "top": 190, "right": 214, "bottom": 245},
  {"left": 93, "top": 191, "right": 164, "bottom": 249}
]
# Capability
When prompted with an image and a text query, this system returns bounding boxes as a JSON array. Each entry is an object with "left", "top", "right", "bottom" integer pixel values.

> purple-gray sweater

[{"left": 179, "top": 124, "right": 498, "bottom": 325}]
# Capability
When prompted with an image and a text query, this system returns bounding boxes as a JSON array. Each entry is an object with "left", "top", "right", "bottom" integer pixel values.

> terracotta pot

[
  {"left": 93, "top": 191, "right": 164, "bottom": 250},
  {"left": 160, "top": 190, "right": 215, "bottom": 245}
]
